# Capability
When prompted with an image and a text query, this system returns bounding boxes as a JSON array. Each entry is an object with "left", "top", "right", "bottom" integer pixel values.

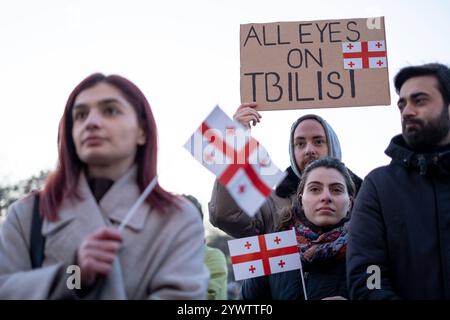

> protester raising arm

[{"left": 233, "top": 103, "right": 262, "bottom": 129}]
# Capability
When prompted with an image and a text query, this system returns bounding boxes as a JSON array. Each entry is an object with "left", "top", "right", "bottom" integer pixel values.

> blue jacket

[{"left": 347, "top": 135, "right": 450, "bottom": 299}]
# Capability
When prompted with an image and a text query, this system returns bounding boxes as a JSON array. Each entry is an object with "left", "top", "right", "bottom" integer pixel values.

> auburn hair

[{"left": 40, "top": 73, "right": 177, "bottom": 220}]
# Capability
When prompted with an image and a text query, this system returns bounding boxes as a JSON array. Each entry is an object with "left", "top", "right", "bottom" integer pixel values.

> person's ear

[
  {"left": 348, "top": 196, "right": 353, "bottom": 211},
  {"left": 137, "top": 126, "right": 146, "bottom": 145}
]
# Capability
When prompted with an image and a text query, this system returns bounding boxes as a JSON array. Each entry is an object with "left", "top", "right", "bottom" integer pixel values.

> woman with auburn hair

[
  {"left": 241, "top": 157, "right": 354, "bottom": 300},
  {"left": 0, "top": 73, "right": 208, "bottom": 299}
]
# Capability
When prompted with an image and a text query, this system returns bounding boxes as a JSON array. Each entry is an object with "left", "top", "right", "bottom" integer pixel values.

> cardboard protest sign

[{"left": 240, "top": 17, "right": 390, "bottom": 110}]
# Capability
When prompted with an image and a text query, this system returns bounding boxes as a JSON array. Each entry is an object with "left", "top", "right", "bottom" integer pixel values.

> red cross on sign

[
  {"left": 343, "top": 41, "right": 386, "bottom": 69},
  {"left": 278, "top": 260, "right": 286, "bottom": 268}
]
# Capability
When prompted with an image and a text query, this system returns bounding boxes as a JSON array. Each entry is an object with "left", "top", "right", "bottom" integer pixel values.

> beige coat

[
  {"left": 208, "top": 180, "right": 293, "bottom": 239},
  {"left": 0, "top": 167, "right": 208, "bottom": 299}
]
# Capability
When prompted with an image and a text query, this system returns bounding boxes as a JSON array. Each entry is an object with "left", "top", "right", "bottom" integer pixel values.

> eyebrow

[
  {"left": 73, "top": 98, "right": 122, "bottom": 111},
  {"left": 398, "top": 91, "right": 430, "bottom": 105},
  {"left": 306, "top": 181, "right": 323, "bottom": 186},
  {"left": 295, "top": 135, "right": 325, "bottom": 140},
  {"left": 329, "top": 182, "right": 345, "bottom": 188},
  {"left": 410, "top": 92, "right": 430, "bottom": 100},
  {"left": 307, "top": 181, "right": 345, "bottom": 187},
  {"left": 98, "top": 98, "right": 122, "bottom": 106}
]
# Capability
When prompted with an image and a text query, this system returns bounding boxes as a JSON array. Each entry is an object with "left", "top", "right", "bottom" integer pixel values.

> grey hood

[{"left": 288, "top": 114, "right": 342, "bottom": 178}]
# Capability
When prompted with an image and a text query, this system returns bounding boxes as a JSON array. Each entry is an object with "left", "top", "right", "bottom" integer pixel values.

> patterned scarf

[{"left": 293, "top": 222, "right": 348, "bottom": 265}]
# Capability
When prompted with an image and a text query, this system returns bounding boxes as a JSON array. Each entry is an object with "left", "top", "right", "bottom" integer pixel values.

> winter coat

[
  {"left": 0, "top": 166, "right": 209, "bottom": 299},
  {"left": 347, "top": 135, "right": 450, "bottom": 299},
  {"left": 204, "top": 245, "right": 228, "bottom": 300}
]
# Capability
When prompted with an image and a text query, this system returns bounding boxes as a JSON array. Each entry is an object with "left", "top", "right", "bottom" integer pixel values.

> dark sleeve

[
  {"left": 241, "top": 276, "right": 271, "bottom": 300},
  {"left": 346, "top": 175, "right": 401, "bottom": 300},
  {"left": 208, "top": 180, "right": 278, "bottom": 238}
]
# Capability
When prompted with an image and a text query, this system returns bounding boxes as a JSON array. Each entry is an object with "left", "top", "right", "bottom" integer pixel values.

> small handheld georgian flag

[
  {"left": 228, "top": 229, "right": 301, "bottom": 281},
  {"left": 184, "top": 106, "right": 286, "bottom": 217}
]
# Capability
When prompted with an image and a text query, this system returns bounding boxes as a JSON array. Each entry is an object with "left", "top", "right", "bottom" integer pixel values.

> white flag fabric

[
  {"left": 343, "top": 58, "right": 363, "bottom": 70},
  {"left": 368, "top": 57, "right": 387, "bottom": 69},
  {"left": 341, "top": 41, "right": 362, "bottom": 53},
  {"left": 228, "top": 229, "right": 301, "bottom": 281},
  {"left": 184, "top": 106, "right": 286, "bottom": 217},
  {"left": 342, "top": 40, "right": 387, "bottom": 69},
  {"left": 367, "top": 40, "right": 385, "bottom": 52}
]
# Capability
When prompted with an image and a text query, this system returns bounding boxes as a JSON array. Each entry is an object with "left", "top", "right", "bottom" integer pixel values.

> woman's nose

[
  {"left": 85, "top": 110, "right": 102, "bottom": 130},
  {"left": 320, "top": 189, "right": 332, "bottom": 202}
]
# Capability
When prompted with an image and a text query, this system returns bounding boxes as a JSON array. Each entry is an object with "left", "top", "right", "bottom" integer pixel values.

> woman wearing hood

[{"left": 209, "top": 103, "right": 362, "bottom": 238}]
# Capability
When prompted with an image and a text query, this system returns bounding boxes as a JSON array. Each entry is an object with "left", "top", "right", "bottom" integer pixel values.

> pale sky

[{"left": 0, "top": 0, "right": 449, "bottom": 234}]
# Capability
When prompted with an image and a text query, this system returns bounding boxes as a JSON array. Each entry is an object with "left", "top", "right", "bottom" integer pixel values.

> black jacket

[
  {"left": 347, "top": 135, "right": 450, "bottom": 299},
  {"left": 241, "top": 258, "right": 348, "bottom": 300}
]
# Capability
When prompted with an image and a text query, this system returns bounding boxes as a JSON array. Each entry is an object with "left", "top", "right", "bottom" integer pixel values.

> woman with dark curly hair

[{"left": 242, "top": 157, "right": 354, "bottom": 300}]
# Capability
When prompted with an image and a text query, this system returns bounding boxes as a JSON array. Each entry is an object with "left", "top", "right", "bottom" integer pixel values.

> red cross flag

[
  {"left": 228, "top": 229, "right": 301, "bottom": 281},
  {"left": 184, "top": 106, "right": 286, "bottom": 217},
  {"left": 342, "top": 40, "right": 387, "bottom": 70}
]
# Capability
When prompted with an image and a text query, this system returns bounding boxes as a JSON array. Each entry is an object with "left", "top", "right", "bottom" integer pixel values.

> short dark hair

[{"left": 394, "top": 63, "right": 450, "bottom": 106}]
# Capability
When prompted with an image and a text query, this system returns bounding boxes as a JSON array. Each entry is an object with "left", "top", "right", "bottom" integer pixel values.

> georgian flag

[
  {"left": 342, "top": 40, "right": 387, "bottom": 69},
  {"left": 184, "top": 106, "right": 286, "bottom": 217},
  {"left": 228, "top": 229, "right": 301, "bottom": 281}
]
